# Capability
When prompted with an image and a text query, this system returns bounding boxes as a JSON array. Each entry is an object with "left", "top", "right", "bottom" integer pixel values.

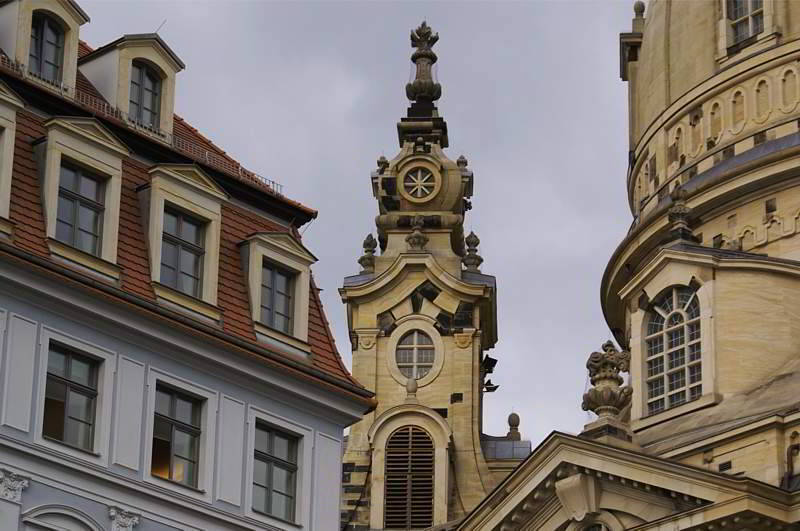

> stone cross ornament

[
  {"left": 406, "top": 21, "right": 442, "bottom": 103},
  {"left": 581, "top": 341, "right": 632, "bottom": 419}
]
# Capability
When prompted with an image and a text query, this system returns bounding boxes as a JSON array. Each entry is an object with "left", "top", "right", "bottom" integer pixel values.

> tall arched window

[
  {"left": 129, "top": 61, "right": 161, "bottom": 129},
  {"left": 384, "top": 426, "right": 434, "bottom": 529},
  {"left": 29, "top": 12, "right": 64, "bottom": 83},
  {"left": 395, "top": 330, "right": 434, "bottom": 379},
  {"left": 644, "top": 286, "right": 702, "bottom": 415}
]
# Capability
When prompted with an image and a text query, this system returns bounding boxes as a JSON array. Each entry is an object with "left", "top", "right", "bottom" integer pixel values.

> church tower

[{"left": 340, "top": 22, "right": 528, "bottom": 531}]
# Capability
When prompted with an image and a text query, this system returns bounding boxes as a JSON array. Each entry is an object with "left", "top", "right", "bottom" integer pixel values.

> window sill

[
  {"left": 42, "top": 435, "right": 100, "bottom": 457},
  {"left": 632, "top": 392, "right": 720, "bottom": 432},
  {"left": 152, "top": 282, "right": 222, "bottom": 324},
  {"left": 252, "top": 508, "right": 301, "bottom": 528},
  {"left": 47, "top": 238, "right": 121, "bottom": 282},
  {"left": 254, "top": 321, "right": 311, "bottom": 358},
  {"left": 716, "top": 31, "right": 779, "bottom": 68},
  {"left": 149, "top": 473, "right": 205, "bottom": 494}
]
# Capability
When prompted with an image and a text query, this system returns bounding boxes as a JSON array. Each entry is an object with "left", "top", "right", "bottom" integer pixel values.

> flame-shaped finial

[{"left": 406, "top": 21, "right": 442, "bottom": 103}]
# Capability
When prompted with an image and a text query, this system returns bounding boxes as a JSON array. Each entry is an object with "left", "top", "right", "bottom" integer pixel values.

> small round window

[
  {"left": 403, "top": 167, "right": 435, "bottom": 199},
  {"left": 396, "top": 330, "right": 435, "bottom": 379}
]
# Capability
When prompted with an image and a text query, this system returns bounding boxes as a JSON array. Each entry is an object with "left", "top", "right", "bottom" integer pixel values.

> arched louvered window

[
  {"left": 29, "top": 12, "right": 64, "bottom": 83},
  {"left": 384, "top": 426, "right": 434, "bottom": 529},
  {"left": 644, "top": 286, "right": 702, "bottom": 415}
]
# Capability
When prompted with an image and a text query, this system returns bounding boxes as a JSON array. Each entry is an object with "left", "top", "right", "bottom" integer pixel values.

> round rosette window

[{"left": 402, "top": 167, "right": 437, "bottom": 201}]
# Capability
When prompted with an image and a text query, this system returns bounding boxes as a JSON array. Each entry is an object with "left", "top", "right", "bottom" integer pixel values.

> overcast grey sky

[{"left": 80, "top": 0, "right": 634, "bottom": 445}]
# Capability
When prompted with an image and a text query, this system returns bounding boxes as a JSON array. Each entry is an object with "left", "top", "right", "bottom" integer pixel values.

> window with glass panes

[
  {"left": 728, "top": 0, "right": 764, "bottom": 44},
  {"left": 260, "top": 264, "right": 294, "bottom": 334},
  {"left": 29, "top": 13, "right": 64, "bottom": 83},
  {"left": 151, "top": 386, "right": 201, "bottom": 487},
  {"left": 253, "top": 423, "right": 298, "bottom": 522},
  {"left": 129, "top": 61, "right": 161, "bottom": 129},
  {"left": 644, "top": 286, "right": 702, "bottom": 415},
  {"left": 43, "top": 344, "right": 98, "bottom": 452},
  {"left": 160, "top": 208, "right": 204, "bottom": 297},
  {"left": 56, "top": 164, "right": 104, "bottom": 256},
  {"left": 396, "top": 330, "right": 435, "bottom": 380}
]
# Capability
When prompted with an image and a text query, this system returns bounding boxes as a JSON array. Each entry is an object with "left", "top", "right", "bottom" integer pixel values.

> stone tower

[{"left": 339, "top": 22, "right": 529, "bottom": 531}]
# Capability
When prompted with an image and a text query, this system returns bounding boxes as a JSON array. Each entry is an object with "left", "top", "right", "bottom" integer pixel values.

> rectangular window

[
  {"left": 43, "top": 344, "right": 98, "bottom": 452},
  {"left": 151, "top": 385, "right": 202, "bottom": 488},
  {"left": 252, "top": 423, "right": 298, "bottom": 522},
  {"left": 647, "top": 357, "right": 664, "bottom": 377},
  {"left": 129, "top": 62, "right": 161, "bottom": 129},
  {"left": 728, "top": 0, "right": 765, "bottom": 45},
  {"left": 55, "top": 164, "right": 105, "bottom": 256},
  {"left": 160, "top": 208, "right": 204, "bottom": 297},
  {"left": 260, "top": 263, "right": 295, "bottom": 334}
]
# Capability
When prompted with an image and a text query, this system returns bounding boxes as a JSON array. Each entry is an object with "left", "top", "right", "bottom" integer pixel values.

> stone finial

[
  {"left": 358, "top": 233, "right": 378, "bottom": 273},
  {"left": 457, "top": 155, "right": 468, "bottom": 168},
  {"left": 462, "top": 231, "right": 484, "bottom": 272},
  {"left": 668, "top": 188, "right": 694, "bottom": 241},
  {"left": 506, "top": 412, "right": 521, "bottom": 441},
  {"left": 406, "top": 215, "right": 429, "bottom": 252},
  {"left": 405, "top": 376, "right": 418, "bottom": 404},
  {"left": 581, "top": 341, "right": 632, "bottom": 419},
  {"left": 377, "top": 155, "right": 389, "bottom": 174},
  {"left": 633, "top": 0, "right": 645, "bottom": 17},
  {"left": 109, "top": 507, "right": 140, "bottom": 531},
  {"left": 0, "top": 468, "right": 29, "bottom": 503},
  {"left": 406, "top": 21, "right": 442, "bottom": 103}
]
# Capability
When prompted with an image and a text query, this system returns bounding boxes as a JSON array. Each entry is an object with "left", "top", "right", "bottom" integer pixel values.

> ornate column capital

[
  {"left": 109, "top": 506, "right": 140, "bottom": 531},
  {"left": 356, "top": 328, "right": 380, "bottom": 350},
  {"left": 0, "top": 468, "right": 29, "bottom": 503}
]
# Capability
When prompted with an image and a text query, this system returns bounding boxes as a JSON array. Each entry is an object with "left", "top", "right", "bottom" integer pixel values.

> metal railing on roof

[{"left": 0, "top": 54, "right": 284, "bottom": 196}]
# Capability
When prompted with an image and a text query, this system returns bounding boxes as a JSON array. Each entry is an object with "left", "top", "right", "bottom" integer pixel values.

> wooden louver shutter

[{"left": 384, "top": 426, "right": 435, "bottom": 529}]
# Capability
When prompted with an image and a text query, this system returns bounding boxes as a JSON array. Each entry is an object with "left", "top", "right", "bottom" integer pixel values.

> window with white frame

[
  {"left": 728, "top": 0, "right": 764, "bottom": 45},
  {"left": 644, "top": 286, "right": 702, "bottom": 415},
  {"left": 252, "top": 423, "right": 298, "bottom": 522}
]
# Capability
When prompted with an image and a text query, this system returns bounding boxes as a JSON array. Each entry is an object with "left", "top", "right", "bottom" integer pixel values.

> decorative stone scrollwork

[
  {"left": 0, "top": 468, "right": 29, "bottom": 503},
  {"left": 453, "top": 330, "right": 475, "bottom": 349},
  {"left": 581, "top": 341, "right": 632, "bottom": 419},
  {"left": 109, "top": 506, "right": 140, "bottom": 531},
  {"left": 358, "top": 233, "right": 378, "bottom": 273},
  {"left": 358, "top": 331, "right": 378, "bottom": 350},
  {"left": 462, "top": 231, "right": 483, "bottom": 272},
  {"left": 406, "top": 215, "right": 429, "bottom": 252},
  {"left": 668, "top": 188, "right": 694, "bottom": 241}
]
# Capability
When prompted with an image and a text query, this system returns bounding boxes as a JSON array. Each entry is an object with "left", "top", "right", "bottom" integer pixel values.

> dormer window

[
  {"left": 55, "top": 163, "right": 105, "bottom": 256},
  {"left": 129, "top": 61, "right": 161, "bottom": 129},
  {"left": 29, "top": 12, "right": 64, "bottom": 83},
  {"left": 729, "top": 0, "right": 764, "bottom": 44},
  {"left": 161, "top": 208, "right": 204, "bottom": 298},
  {"left": 260, "top": 263, "right": 294, "bottom": 334}
]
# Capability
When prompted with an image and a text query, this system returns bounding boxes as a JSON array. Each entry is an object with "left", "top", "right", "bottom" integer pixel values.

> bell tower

[{"left": 340, "top": 22, "right": 529, "bottom": 531}]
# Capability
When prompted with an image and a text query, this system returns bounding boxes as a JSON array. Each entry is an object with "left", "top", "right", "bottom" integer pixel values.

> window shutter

[{"left": 384, "top": 426, "right": 434, "bottom": 529}]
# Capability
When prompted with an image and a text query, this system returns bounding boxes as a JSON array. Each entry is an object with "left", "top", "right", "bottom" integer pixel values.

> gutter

[{"left": 0, "top": 241, "right": 376, "bottom": 410}]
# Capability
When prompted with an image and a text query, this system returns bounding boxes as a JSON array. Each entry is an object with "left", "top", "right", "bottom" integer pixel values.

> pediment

[
  {"left": 148, "top": 164, "right": 228, "bottom": 202},
  {"left": 458, "top": 432, "right": 780, "bottom": 531},
  {"left": 242, "top": 231, "right": 317, "bottom": 265},
  {"left": 0, "top": 80, "right": 25, "bottom": 111},
  {"left": 44, "top": 117, "right": 130, "bottom": 158}
]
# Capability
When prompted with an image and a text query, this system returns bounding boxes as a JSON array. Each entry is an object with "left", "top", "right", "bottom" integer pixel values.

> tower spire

[{"left": 397, "top": 21, "right": 449, "bottom": 147}]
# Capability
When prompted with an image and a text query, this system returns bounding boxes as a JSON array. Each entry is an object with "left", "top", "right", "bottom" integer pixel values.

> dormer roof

[
  {"left": 78, "top": 33, "right": 185, "bottom": 71},
  {"left": 0, "top": 0, "right": 90, "bottom": 24}
]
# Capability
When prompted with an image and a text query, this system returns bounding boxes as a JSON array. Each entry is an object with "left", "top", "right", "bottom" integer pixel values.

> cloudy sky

[{"left": 80, "top": 0, "right": 635, "bottom": 445}]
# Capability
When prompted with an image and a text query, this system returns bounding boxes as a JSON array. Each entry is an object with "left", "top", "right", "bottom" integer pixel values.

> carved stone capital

[
  {"left": 555, "top": 474, "right": 598, "bottom": 522},
  {"left": 405, "top": 215, "right": 429, "bottom": 252},
  {"left": 109, "top": 506, "right": 140, "bottom": 531},
  {"left": 0, "top": 468, "right": 29, "bottom": 503},
  {"left": 453, "top": 329, "right": 475, "bottom": 349},
  {"left": 356, "top": 329, "right": 380, "bottom": 350}
]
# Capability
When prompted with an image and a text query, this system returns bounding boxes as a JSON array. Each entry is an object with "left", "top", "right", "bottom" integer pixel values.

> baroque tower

[{"left": 340, "top": 22, "right": 529, "bottom": 530}]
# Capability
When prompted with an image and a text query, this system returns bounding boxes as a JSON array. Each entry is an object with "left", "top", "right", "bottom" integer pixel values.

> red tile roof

[{"left": 2, "top": 45, "right": 368, "bottom": 402}]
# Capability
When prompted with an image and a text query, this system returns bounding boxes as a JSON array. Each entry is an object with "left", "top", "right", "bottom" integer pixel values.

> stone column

[{"left": 0, "top": 468, "right": 29, "bottom": 530}]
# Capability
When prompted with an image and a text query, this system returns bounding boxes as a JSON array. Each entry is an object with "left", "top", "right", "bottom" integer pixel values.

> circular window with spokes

[
  {"left": 395, "top": 330, "right": 435, "bottom": 379},
  {"left": 401, "top": 167, "right": 438, "bottom": 202}
]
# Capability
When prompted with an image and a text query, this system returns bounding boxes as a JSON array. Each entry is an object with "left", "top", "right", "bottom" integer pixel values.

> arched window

[
  {"left": 129, "top": 61, "right": 161, "bottom": 129},
  {"left": 644, "top": 286, "right": 702, "bottom": 415},
  {"left": 384, "top": 426, "right": 434, "bottom": 529},
  {"left": 395, "top": 330, "right": 434, "bottom": 379},
  {"left": 29, "top": 12, "right": 64, "bottom": 83}
]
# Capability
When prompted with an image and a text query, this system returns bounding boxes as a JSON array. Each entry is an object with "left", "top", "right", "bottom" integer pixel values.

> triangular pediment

[
  {"left": 458, "top": 432, "right": 784, "bottom": 531},
  {"left": 148, "top": 164, "right": 228, "bottom": 202},
  {"left": 243, "top": 231, "right": 317, "bottom": 265},
  {"left": 0, "top": 80, "right": 25, "bottom": 111},
  {"left": 45, "top": 117, "right": 130, "bottom": 157}
]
